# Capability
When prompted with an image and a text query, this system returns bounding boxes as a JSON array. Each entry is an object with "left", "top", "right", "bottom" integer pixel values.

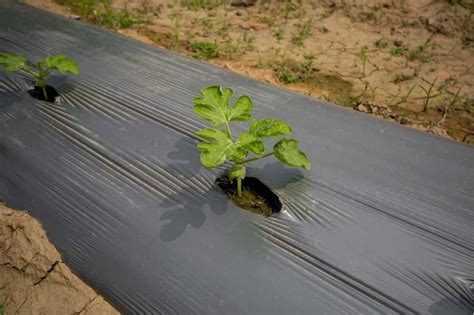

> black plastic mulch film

[{"left": 1, "top": 1, "right": 473, "bottom": 314}]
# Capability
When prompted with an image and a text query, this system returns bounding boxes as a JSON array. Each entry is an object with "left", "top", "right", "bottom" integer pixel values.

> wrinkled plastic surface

[{"left": 1, "top": 2, "right": 473, "bottom": 314}]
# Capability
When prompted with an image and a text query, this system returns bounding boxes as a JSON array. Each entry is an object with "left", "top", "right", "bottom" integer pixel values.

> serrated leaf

[
  {"left": 197, "top": 141, "right": 234, "bottom": 168},
  {"left": 252, "top": 118, "right": 292, "bottom": 138},
  {"left": 256, "top": 118, "right": 272, "bottom": 130},
  {"left": 38, "top": 55, "right": 80, "bottom": 75},
  {"left": 228, "top": 165, "right": 246, "bottom": 183},
  {"left": 249, "top": 120, "right": 259, "bottom": 135},
  {"left": 274, "top": 139, "right": 311, "bottom": 169},
  {"left": 196, "top": 127, "right": 234, "bottom": 168},
  {"left": 193, "top": 86, "right": 233, "bottom": 126},
  {"left": 231, "top": 146, "right": 247, "bottom": 160},
  {"left": 55, "top": 57, "right": 80, "bottom": 74},
  {"left": 0, "top": 53, "right": 28, "bottom": 72},
  {"left": 237, "top": 132, "right": 264, "bottom": 154},
  {"left": 193, "top": 86, "right": 253, "bottom": 126},
  {"left": 196, "top": 127, "right": 231, "bottom": 142},
  {"left": 228, "top": 95, "right": 253, "bottom": 122}
]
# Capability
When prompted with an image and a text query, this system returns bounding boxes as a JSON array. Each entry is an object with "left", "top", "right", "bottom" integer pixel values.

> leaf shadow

[
  {"left": 159, "top": 138, "right": 313, "bottom": 242},
  {"left": 249, "top": 160, "right": 305, "bottom": 190},
  {"left": 159, "top": 138, "right": 228, "bottom": 242}
]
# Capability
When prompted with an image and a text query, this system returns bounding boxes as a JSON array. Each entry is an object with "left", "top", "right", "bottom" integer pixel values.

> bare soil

[
  {"left": 216, "top": 176, "right": 282, "bottom": 216},
  {"left": 227, "top": 188, "right": 273, "bottom": 216},
  {"left": 23, "top": 0, "right": 474, "bottom": 144},
  {"left": 0, "top": 204, "right": 119, "bottom": 315}
]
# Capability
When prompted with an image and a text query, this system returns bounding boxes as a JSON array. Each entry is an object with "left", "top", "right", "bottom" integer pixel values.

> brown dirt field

[
  {"left": 22, "top": 0, "right": 474, "bottom": 144},
  {"left": 0, "top": 204, "right": 119, "bottom": 315}
]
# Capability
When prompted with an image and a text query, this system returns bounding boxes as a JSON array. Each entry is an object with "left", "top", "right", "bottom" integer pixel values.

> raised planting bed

[{"left": 1, "top": 1, "right": 473, "bottom": 314}]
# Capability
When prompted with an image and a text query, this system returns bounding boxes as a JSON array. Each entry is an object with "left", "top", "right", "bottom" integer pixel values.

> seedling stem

[
  {"left": 0, "top": 53, "right": 79, "bottom": 101},
  {"left": 194, "top": 86, "right": 310, "bottom": 199}
]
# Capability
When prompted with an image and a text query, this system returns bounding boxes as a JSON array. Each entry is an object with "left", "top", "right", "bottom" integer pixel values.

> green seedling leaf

[
  {"left": 38, "top": 55, "right": 80, "bottom": 75},
  {"left": 197, "top": 128, "right": 234, "bottom": 167},
  {"left": 194, "top": 85, "right": 312, "bottom": 199},
  {"left": 236, "top": 132, "right": 264, "bottom": 155},
  {"left": 251, "top": 118, "right": 292, "bottom": 138},
  {"left": 192, "top": 42, "right": 219, "bottom": 60},
  {"left": 196, "top": 127, "right": 231, "bottom": 141},
  {"left": 254, "top": 118, "right": 292, "bottom": 138},
  {"left": 0, "top": 53, "right": 28, "bottom": 72},
  {"left": 228, "top": 95, "right": 253, "bottom": 122},
  {"left": 274, "top": 139, "right": 311, "bottom": 169},
  {"left": 0, "top": 52, "right": 80, "bottom": 101},
  {"left": 193, "top": 86, "right": 253, "bottom": 126},
  {"left": 197, "top": 141, "right": 233, "bottom": 168},
  {"left": 249, "top": 120, "right": 259, "bottom": 135},
  {"left": 194, "top": 86, "right": 233, "bottom": 126},
  {"left": 228, "top": 165, "right": 246, "bottom": 183},
  {"left": 231, "top": 147, "right": 247, "bottom": 160},
  {"left": 359, "top": 48, "right": 367, "bottom": 66}
]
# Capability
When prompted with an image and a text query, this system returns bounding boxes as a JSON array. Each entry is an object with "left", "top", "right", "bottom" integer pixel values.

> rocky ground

[
  {"left": 0, "top": 204, "right": 119, "bottom": 314},
  {"left": 23, "top": 0, "right": 474, "bottom": 144}
]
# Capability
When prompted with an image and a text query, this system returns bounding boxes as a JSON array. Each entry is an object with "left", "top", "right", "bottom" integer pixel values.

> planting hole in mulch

[
  {"left": 216, "top": 175, "right": 282, "bottom": 216},
  {"left": 28, "top": 85, "right": 60, "bottom": 102}
]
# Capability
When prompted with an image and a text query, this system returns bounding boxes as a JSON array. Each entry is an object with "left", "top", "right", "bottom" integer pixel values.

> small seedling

[
  {"left": 170, "top": 13, "right": 181, "bottom": 49},
  {"left": 198, "top": 17, "right": 213, "bottom": 37},
  {"left": 222, "top": 41, "right": 238, "bottom": 60},
  {"left": 221, "top": 32, "right": 254, "bottom": 59},
  {"left": 389, "top": 44, "right": 433, "bottom": 63},
  {"left": 462, "top": 99, "right": 474, "bottom": 114},
  {"left": 302, "top": 53, "right": 316, "bottom": 81},
  {"left": 407, "top": 44, "right": 433, "bottom": 63},
  {"left": 259, "top": 16, "right": 275, "bottom": 26},
  {"left": 241, "top": 31, "right": 255, "bottom": 51},
  {"left": 389, "top": 46, "right": 405, "bottom": 56},
  {"left": 273, "top": 57, "right": 317, "bottom": 85},
  {"left": 282, "top": 73, "right": 299, "bottom": 83},
  {"left": 217, "top": 20, "right": 230, "bottom": 38},
  {"left": 283, "top": 0, "right": 302, "bottom": 19},
  {"left": 291, "top": 18, "right": 313, "bottom": 47},
  {"left": 99, "top": 1, "right": 137, "bottom": 29},
  {"left": 389, "top": 85, "right": 416, "bottom": 107},
  {"left": 375, "top": 36, "right": 389, "bottom": 48},
  {"left": 56, "top": 0, "right": 95, "bottom": 18},
  {"left": 273, "top": 58, "right": 300, "bottom": 84},
  {"left": 194, "top": 86, "right": 310, "bottom": 198},
  {"left": 393, "top": 73, "right": 414, "bottom": 84},
  {"left": 419, "top": 78, "right": 439, "bottom": 112},
  {"left": 359, "top": 47, "right": 368, "bottom": 75},
  {"left": 273, "top": 26, "right": 285, "bottom": 41},
  {"left": 192, "top": 42, "right": 219, "bottom": 60},
  {"left": 320, "top": 10, "right": 331, "bottom": 20},
  {"left": 58, "top": 0, "right": 139, "bottom": 29},
  {"left": 115, "top": 8, "right": 136, "bottom": 29},
  {"left": 0, "top": 53, "right": 79, "bottom": 101},
  {"left": 437, "top": 87, "right": 461, "bottom": 126}
]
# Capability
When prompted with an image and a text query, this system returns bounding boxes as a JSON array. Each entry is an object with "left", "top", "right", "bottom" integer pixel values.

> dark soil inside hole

[
  {"left": 27, "top": 85, "right": 59, "bottom": 102},
  {"left": 216, "top": 175, "right": 282, "bottom": 216}
]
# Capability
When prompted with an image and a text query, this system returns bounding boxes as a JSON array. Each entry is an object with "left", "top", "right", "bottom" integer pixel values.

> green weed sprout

[
  {"left": 194, "top": 86, "right": 311, "bottom": 197},
  {"left": 192, "top": 42, "right": 219, "bottom": 60},
  {"left": 0, "top": 53, "right": 79, "bottom": 100},
  {"left": 359, "top": 47, "right": 368, "bottom": 75}
]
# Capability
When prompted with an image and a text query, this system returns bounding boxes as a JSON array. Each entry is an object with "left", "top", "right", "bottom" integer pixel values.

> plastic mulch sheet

[{"left": 1, "top": 1, "right": 473, "bottom": 313}]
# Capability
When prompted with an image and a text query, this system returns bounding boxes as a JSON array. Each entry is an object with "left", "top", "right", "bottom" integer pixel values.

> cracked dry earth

[{"left": 0, "top": 204, "right": 119, "bottom": 315}]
